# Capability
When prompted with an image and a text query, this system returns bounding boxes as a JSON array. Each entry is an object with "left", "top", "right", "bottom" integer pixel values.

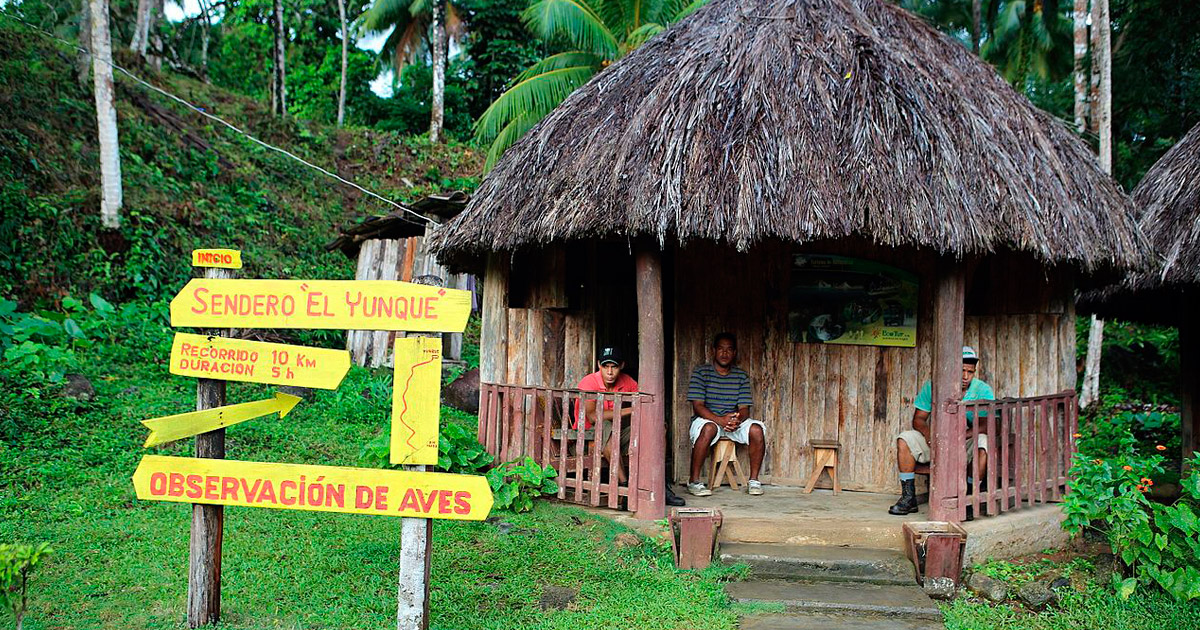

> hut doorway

[{"left": 593, "top": 242, "right": 640, "bottom": 379}]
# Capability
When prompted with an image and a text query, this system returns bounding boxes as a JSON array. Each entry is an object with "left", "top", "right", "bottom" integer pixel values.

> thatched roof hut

[
  {"left": 1131, "top": 122, "right": 1200, "bottom": 289},
  {"left": 432, "top": 0, "right": 1145, "bottom": 273},
  {"left": 437, "top": 0, "right": 1153, "bottom": 526}
]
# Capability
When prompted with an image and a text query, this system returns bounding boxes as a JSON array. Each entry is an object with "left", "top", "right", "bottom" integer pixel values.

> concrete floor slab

[
  {"left": 740, "top": 614, "right": 945, "bottom": 630},
  {"left": 726, "top": 580, "right": 942, "bottom": 619},
  {"left": 720, "top": 543, "right": 916, "bottom": 584}
]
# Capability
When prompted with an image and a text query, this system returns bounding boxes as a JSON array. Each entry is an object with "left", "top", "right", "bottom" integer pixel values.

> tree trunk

[
  {"left": 91, "top": 0, "right": 122, "bottom": 229},
  {"left": 148, "top": 0, "right": 165, "bottom": 71},
  {"left": 1096, "top": 0, "right": 1112, "bottom": 174},
  {"left": 77, "top": 0, "right": 92, "bottom": 88},
  {"left": 271, "top": 0, "right": 287, "bottom": 116},
  {"left": 971, "top": 0, "right": 981, "bottom": 54},
  {"left": 1073, "top": 0, "right": 1088, "bottom": 133},
  {"left": 1080, "top": 315, "right": 1104, "bottom": 408},
  {"left": 131, "top": 0, "right": 151, "bottom": 55},
  {"left": 337, "top": 0, "right": 347, "bottom": 127},
  {"left": 198, "top": 0, "right": 211, "bottom": 83},
  {"left": 428, "top": 0, "right": 446, "bottom": 143},
  {"left": 1089, "top": 0, "right": 1101, "bottom": 134}
]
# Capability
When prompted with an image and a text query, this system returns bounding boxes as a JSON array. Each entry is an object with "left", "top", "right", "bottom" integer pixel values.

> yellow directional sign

[
  {"left": 170, "top": 279, "right": 471, "bottom": 332},
  {"left": 142, "top": 393, "right": 302, "bottom": 447},
  {"left": 391, "top": 337, "right": 441, "bottom": 466},
  {"left": 132, "top": 455, "right": 492, "bottom": 520},
  {"left": 170, "top": 333, "right": 351, "bottom": 390},
  {"left": 192, "top": 249, "right": 242, "bottom": 269}
]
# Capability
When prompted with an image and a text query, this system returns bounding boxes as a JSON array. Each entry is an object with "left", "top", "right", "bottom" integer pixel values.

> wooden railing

[
  {"left": 957, "top": 391, "right": 1078, "bottom": 520},
  {"left": 478, "top": 383, "right": 649, "bottom": 511}
]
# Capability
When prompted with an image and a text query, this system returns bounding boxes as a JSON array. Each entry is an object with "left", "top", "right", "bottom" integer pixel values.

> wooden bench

[
  {"left": 708, "top": 438, "right": 748, "bottom": 490},
  {"left": 803, "top": 439, "right": 841, "bottom": 494}
]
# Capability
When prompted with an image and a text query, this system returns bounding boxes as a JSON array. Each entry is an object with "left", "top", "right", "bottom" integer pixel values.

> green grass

[
  {"left": 942, "top": 557, "right": 1200, "bottom": 630},
  {"left": 1, "top": 335, "right": 743, "bottom": 629}
]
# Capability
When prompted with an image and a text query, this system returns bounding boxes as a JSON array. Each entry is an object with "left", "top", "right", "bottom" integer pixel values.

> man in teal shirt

[{"left": 888, "top": 346, "right": 995, "bottom": 516}]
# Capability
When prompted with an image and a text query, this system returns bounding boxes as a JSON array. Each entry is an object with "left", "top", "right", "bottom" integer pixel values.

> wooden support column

[
  {"left": 397, "top": 465, "right": 433, "bottom": 629},
  {"left": 1182, "top": 293, "right": 1198, "bottom": 470},
  {"left": 929, "top": 258, "right": 966, "bottom": 523},
  {"left": 635, "top": 246, "right": 666, "bottom": 520},
  {"left": 187, "top": 266, "right": 231, "bottom": 627}
]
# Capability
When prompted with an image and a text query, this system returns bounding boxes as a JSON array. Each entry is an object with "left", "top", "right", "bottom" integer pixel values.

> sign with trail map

[
  {"left": 787, "top": 255, "right": 918, "bottom": 347},
  {"left": 390, "top": 337, "right": 442, "bottom": 466}
]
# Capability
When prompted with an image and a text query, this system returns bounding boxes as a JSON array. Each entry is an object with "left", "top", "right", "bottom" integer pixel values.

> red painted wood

[
  {"left": 930, "top": 258, "right": 966, "bottom": 523},
  {"left": 635, "top": 247, "right": 666, "bottom": 520},
  {"left": 575, "top": 392, "right": 586, "bottom": 503},
  {"left": 628, "top": 395, "right": 641, "bottom": 513},
  {"left": 557, "top": 391, "right": 569, "bottom": 500},
  {"left": 986, "top": 400, "right": 998, "bottom": 514},
  {"left": 608, "top": 393, "right": 623, "bottom": 509}
]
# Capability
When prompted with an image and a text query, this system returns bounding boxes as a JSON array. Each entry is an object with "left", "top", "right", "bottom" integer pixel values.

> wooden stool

[
  {"left": 708, "top": 438, "right": 748, "bottom": 490},
  {"left": 803, "top": 439, "right": 842, "bottom": 494}
]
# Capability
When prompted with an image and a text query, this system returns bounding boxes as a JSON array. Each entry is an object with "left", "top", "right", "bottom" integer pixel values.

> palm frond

[
  {"left": 671, "top": 0, "right": 708, "bottom": 21},
  {"left": 362, "top": 0, "right": 411, "bottom": 32},
  {"left": 474, "top": 60, "right": 599, "bottom": 143},
  {"left": 624, "top": 22, "right": 664, "bottom": 49},
  {"left": 483, "top": 113, "right": 543, "bottom": 171},
  {"left": 522, "top": 0, "right": 620, "bottom": 59}
]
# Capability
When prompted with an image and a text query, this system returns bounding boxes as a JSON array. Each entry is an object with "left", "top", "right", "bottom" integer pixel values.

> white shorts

[
  {"left": 897, "top": 430, "right": 989, "bottom": 464},
  {"left": 690, "top": 417, "right": 766, "bottom": 447}
]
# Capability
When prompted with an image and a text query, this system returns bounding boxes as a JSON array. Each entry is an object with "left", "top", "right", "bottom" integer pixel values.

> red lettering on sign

[
  {"left": 241, "top": 478, "right": 262, "bottom": 502},
  {"left": 399, "top": 488, "right": 420, "bottom": 513},
  {"left": 280, "top": 480, "right": 297, "bottom": 505},
  {"left": 191, "top": 287, "right": 210, "bottom": 314},
  {"left": 375, "top": 486, "right": 388, "bottom": 510},
  {"left": 222, "top": 476, "right": 239, "bottom": 500},
  {"left": 205, "top": 476, "right": 220, "bottom": 500},
  {"left": 453, "top": 492, "right": 471, "bottom": 515},
  {"left": 168, "top": 473, "right": 185, "bottom": 497},
  {"left": 258, "top": 480, "right": 277, "bottom": 504},
  {"left": 306, "top": 292, "right": 323, "bottom": 317},
  {"left": 186, "top": 474, "right": 203, "bottom": 499},
  {"left": 420, "top": 489, "right": 439, "bottom": 513},
  {"left": 149, "top": 472, "right": 168, "bottom": 495},
  {"left": 437, "top": 490, "right": 452, "bottom": 514},
  {"left": 355, "top": 485, "right": 373, "bottom": 508},
  {"left": 426, "top": 296, "right": 439, "bottom": 319}
]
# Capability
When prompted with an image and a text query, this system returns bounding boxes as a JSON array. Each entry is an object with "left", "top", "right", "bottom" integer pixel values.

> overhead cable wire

[{"left": 0, "top": 11, "right": 436, "bottom": 226}]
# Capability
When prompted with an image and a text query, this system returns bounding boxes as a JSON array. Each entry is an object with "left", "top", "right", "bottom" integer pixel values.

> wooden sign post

[
  {"left": 146, "top": 257, "right": 479, "bottom": 630},
  {"left": 188, "top": 265, "right": 231, "bottom": 628}
]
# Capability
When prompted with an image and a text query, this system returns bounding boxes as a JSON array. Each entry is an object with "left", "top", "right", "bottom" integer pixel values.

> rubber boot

[{"left": 888, "top": 478, "right": 918, "bottom": 515}]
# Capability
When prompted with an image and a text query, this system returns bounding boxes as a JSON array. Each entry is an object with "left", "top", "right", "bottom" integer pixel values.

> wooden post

[
  {"left": 634, "top": 246, "right": 666, "bottom": 520},
  {"left": 397, "top": 465, "right": 433, "bottom": 630},
  {"left": 187, "top": 266, "right": 232, "bottom": 627},
  {"left": 929, "top": 258, "right": 966, "bottom": 523}
]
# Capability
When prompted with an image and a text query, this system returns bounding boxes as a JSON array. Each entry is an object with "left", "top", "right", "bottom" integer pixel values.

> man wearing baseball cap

[{"left": 888, "top": 346, "right": 995, "bottom": 516}]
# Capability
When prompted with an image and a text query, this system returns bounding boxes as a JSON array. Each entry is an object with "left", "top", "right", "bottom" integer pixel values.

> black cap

[{"left": 599, "top": 347, "right": 623, "bottom": 365}]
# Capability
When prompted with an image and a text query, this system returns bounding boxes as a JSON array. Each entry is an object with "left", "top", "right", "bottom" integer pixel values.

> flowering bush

[{"left": 1063, "top": 422, "right": 1200, "bottom": 601}]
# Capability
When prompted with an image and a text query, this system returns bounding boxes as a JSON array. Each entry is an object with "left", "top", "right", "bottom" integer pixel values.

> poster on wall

[{"left": 787, "top": 255, "right": 918, "bottom": 347}]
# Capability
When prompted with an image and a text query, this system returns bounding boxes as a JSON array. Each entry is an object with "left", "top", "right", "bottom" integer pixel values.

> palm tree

[
  {"left": 362, "top": 0, "right": 466, "bottom": 141},
  {"left": 980, "top": 0, "right": 1073, "bottom": 85},
  {"left": 474, "top": 0, "right": 705, "bottom": 169}
]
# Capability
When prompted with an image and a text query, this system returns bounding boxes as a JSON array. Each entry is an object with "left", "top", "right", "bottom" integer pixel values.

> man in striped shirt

[{"left": 686, "top": 332, "right": 767, "bottom": 496}]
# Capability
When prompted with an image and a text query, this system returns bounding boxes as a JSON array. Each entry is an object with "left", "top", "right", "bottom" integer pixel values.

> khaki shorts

[
  {"left": 898, "top": 430, "right": 989, "bottom": 464},
  {"left": 601, "top": 420, "right": 631, "bottom": 453}
]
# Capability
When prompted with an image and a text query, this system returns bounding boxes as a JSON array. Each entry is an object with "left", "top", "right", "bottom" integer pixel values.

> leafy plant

[
  {"left": 0, "top": 542, "right": 52, "bottom": 630},
  {"left": 1063, "top": 427, "right": 1200, "bottom": 601},
  {"left": 358, "top": 411, "right": 495, "bottom": 475},
  {"left": 485, "top": 456, "right": 558, "bottom": 513}
]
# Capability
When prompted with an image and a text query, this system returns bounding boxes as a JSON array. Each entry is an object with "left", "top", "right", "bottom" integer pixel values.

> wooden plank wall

[
  {"left": 348, "top": 236, "right": 473, "bottom": 368},
  {"left": 670, "top": 241, "right": 1076, "bottom": 493}
]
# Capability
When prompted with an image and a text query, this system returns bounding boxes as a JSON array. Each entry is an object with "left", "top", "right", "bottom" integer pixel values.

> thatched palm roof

[
  {"left": 432, "top": 0, "right": 1146, "bottom": 273},
  {"left": 1131, "top": 122, "right": 1200, "bottom": 288}
]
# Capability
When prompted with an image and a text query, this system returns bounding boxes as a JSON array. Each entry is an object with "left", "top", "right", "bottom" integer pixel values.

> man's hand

[{"left": 722, "top": 412, "right": 742, "bottom": 431}]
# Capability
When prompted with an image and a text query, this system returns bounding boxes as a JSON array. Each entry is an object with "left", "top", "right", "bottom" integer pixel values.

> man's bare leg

[
  {"left": 897, "top": 438, "right": 916, "bottom": 473},
  {"left": 748, "top": 424, "right": 765, "bottom": 479},
  {"left": 689, "top": 423, "right": 718, "bottom": 482}
]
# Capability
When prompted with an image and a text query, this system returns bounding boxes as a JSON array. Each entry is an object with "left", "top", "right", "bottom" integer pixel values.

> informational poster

[{"left": 787, "top": 255, "right": 918, "bottom": 347}]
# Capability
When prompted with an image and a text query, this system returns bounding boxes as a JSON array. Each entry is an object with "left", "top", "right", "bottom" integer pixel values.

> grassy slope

[{"left": 0, "top": 20, "right": 482, "bottom": 308}]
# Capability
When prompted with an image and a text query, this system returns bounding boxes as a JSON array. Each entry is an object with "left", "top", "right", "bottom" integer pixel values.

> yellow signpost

[
  {"left": 141, "top": 393, "right": 302, "bottom": 447},
  {"left": 169, "top": 279, "right": 471, "bottom": 332},
  {"left": 169, "top": 333, "right": 351, "bottom": 390},
  {"left": 390, "top": 337, "right": 442, "bottom": 466},
  {"left": 191, "top": 249, "right": 243, "bottom": 269},
  {"left": 132, "top": 455, "right": 493, "bottom": 520}
]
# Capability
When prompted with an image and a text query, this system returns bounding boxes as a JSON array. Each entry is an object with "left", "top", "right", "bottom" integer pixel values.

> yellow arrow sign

[
  {"left": 170, "top": 279, "right": 471, "bottom": 332},
  {"left": 131, "top": 455, "right": 492, "bottom": 520},
  {"left": 391, "top": 337, "right": 441, "bottom": 466},
  {"left": 170, "top": 333, "right": 351, "bottom": 390},
  {"left": 141, "top": 393, "right": 302, "bottom": 447}
]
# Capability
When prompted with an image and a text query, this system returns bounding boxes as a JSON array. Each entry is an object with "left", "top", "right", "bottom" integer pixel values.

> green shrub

[
  {"left": 485, "top": 456, "right": 558, "bottom": 514},
  {"left": 1063, "top": 424, "right": 1200, "bottom": 600},
  {"left": 0, "top": 542, "right": 52, "bottom": 630},
  {"left": 358, "top": 410, "right": 495, "bottom": 476}
]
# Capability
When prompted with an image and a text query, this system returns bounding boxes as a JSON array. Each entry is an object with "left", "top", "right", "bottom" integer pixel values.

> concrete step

[
  {"left": 726, "top": 580, "right": 941, "bottom": 620},
  {"left": 740, "top": 613, "right": 944, "bottom": 630},
  {"left": 721, "top": 543, "right": 916, "bottom": 585}
]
